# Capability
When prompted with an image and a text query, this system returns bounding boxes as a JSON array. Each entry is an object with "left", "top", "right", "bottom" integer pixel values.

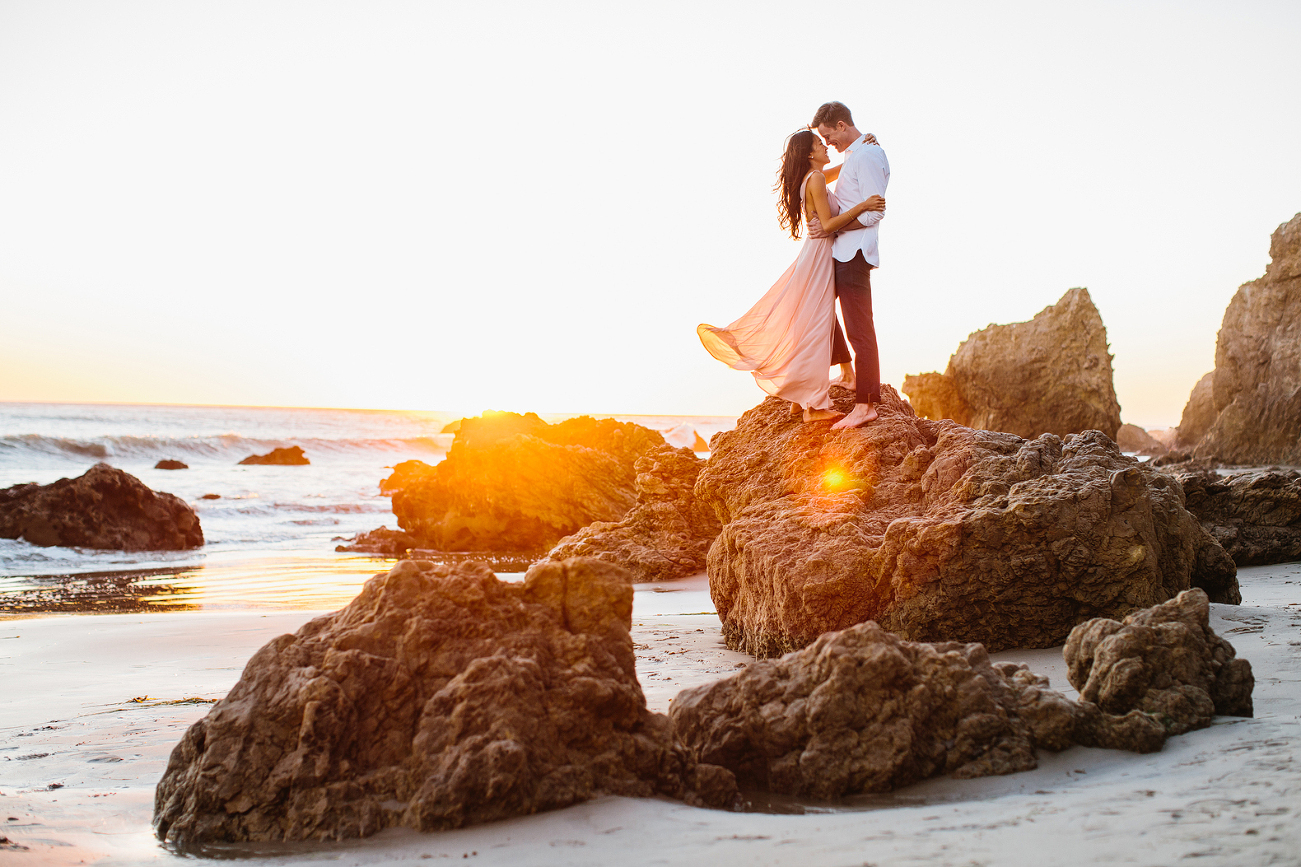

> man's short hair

[{"left": 811, "top": 101, "right": 854, "bottom": 130}]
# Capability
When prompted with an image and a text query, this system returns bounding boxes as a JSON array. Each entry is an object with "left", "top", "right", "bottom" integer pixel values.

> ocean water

[{"left": 0, "top": 403, "right": 736, "bottom": 615}]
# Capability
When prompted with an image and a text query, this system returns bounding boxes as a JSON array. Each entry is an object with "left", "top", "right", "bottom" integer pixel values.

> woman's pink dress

[{"left": 698, "top": 172, "right": 837, "bottom": 410}]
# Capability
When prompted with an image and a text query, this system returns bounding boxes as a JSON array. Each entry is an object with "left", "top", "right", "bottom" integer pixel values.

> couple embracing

[{"left": 699, "top": 101, "right": 889, "bottom": 430}]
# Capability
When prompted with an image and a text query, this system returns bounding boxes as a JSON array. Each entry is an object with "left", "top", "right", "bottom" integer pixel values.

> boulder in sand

[
  {"left": 391, "top": 412, "right": 665, "bottom": 555},
  {"left": 670, "top": 589, "right": 1250, "bottom": 799},
  {"left": 1065, "top": 588, "right": 1253, "bottom": 734},
  {"left": 153, "top": 558, "right": 736, "bottom": 847},
  {"left": 0, "top": 463, "right": 203, "bottom": 551},
  {"left": 902, "top": 287, "right": 1122, "bottom": 440},
  {"left": 546, "top": 445, "right": 722, "bottom": 582},
  {"left": 697, "top": 386, "right": 1237, "bottom": 658},
  {"left": 239, "top": 446, "right": 309, "bottom": 466},
  {"left": 1192, "top": 213, "right": 1301, "bottom": 464},
  {"left": 1174, "top": 469, "right": 1301, "bottom": 566}
]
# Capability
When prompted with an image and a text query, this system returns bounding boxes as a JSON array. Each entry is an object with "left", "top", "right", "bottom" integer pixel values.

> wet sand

[{"left": 2, "top": 566, "right": 1299, "bottom": 866}]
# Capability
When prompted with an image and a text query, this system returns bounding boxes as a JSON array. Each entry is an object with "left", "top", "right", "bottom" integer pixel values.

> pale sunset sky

[{"left": 2, "top": 1, "right": 1298, "bottom": 428}]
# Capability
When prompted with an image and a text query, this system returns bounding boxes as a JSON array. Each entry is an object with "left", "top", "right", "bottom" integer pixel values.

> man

[{"left": 812, "top": 101, "right": 890, "bottom": 429}]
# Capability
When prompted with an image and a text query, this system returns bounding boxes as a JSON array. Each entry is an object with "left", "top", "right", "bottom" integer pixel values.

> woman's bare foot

[
  {"left": 830, "top": 402, "right": 878, "bottom": 429},
  {"left": 803, "top": 407, "right": 844, "bottom": 423},
  {"left": 789, "top": 402, "right": 803, "bottom": 416},
  {"left": 832, "top": 362, "right": 856, "bottom": 389}
]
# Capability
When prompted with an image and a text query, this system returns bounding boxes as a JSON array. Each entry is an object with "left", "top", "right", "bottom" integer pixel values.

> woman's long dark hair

[{"left": 776, "top": 129, "right": 817, "bottom": 240}]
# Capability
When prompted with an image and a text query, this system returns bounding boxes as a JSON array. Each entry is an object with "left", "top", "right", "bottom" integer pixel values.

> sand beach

[{"left": 3, "top": 565, "right": 1298, "bottom": 867}]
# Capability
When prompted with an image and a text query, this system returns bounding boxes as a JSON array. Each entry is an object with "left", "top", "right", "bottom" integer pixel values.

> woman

[{"left": 698, "top": 130, "right": 885, "bottom": 421}]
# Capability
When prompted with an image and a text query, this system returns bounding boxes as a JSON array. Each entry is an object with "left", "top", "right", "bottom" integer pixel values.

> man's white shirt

[{"left": 831, "top": 134, "right": 890, "bottom": 266}]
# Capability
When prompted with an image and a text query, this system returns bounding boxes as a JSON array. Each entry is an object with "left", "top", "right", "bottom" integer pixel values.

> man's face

[{"left": 816, "top": 122, "right": 855, "bottom": 153}]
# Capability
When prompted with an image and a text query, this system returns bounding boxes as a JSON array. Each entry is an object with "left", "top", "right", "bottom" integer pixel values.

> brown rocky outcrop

[
  {"left": 546, "top": 445, "right": 721, "bottom": 582},
  {"left": 671, "top": 589, "right": 1250, "bottom": 798},
  {"left": 697, "top": 385, "right": 1237, "bottom": 659},
  {"left": 900, "top": 371, "right": 972, "bottom": 427},
  {"left": 1176, "top": 372, "right": 1216, "bottom": 450},
  {"left": 334, "top": 526, "right": 418, "bottom": 556},
  {"left": 1065, "top": 588, "right": 1253, "bottom": 734},
  {"left": 1116, "top": 424, "right": 1166, "bottom": 456},
  {"left": 379, "top": 459, "right": 436, "bottom": 495},
  {"left": 902, "top": 287, "right": 1122, "bottom": 440},
  {"left": 0, "top": 463, "right": 203, "bottom": 551},
  {"left": 1191, "top": 213, "right": 1301, "bottom": 465},
  {"left": 1173, "top": 469, "right": 1301, "bottom": 565},
  {"left": 390, "top": 412, "right": 665, "bottom": 555},
  {"left": 153, "top": 558, "right": 736, "bottom": 848},
  {"left": 155, "top": 459, "right": 189, "bottom": 470},
  {"left": 239, "top": 446, "right": 310, "bottom": 466}
]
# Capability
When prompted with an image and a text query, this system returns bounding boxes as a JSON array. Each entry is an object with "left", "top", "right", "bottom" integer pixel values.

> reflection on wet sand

[
  {"left": 0, "top": 552, "right": 546, "bottom": 617},
  {"left": 0, "top": 566, "right": 202, "bottom": 615}
]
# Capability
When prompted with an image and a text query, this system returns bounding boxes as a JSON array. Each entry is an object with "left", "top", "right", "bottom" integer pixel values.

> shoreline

[{"left": 2, "top": 565, "right": 1299, "bottom": 865}]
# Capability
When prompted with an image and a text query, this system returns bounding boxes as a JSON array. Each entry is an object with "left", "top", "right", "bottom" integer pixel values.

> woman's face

[{"left": 809, "top": 138, "right": 829, "bottom": 166}]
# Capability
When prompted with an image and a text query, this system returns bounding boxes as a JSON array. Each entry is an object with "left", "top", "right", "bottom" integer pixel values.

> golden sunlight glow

[{"left": 823, "top": 466, "right": 854, "bottom": 493}]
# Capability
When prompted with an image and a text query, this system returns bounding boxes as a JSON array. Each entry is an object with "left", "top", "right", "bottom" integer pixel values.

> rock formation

[
  {"left": 670, "top": 589, "right": 1250, "bottom": 798},
  {"left": 379, "top": 459, "right": 436, "bottom": 495},
  {"left": 155, "top": 459, "right": 189, "bottom": 470},
  {"left": 1176, "top": 372, "right": 1216, "bottom": 450},
  {"left": 1065, "top": 588, "right": 1253, "bottom": 734},
  {"left": 153, "top": 558, "right": 736, "bottom": 848},
  {"left": 390, "top": 412, "right": 665, "bottom": 554},
  {"left": 546, "top": 446, "right": 721, "bottom": 582},
  {"left": 902, "top": 287, "right": 1122, "bottom": 440},
  {"left": 334, "top": 526, "right": 418, "bottom": 556},
  {"left": 1115, "top": 424, "right": 1166, "bottom": 456},
  {"left": 1190, "top": 213, "right": 1301, "bottom": 465},
  {"left": 697, "top": 385, "right": 1237, "bottom": 658},
  {"left": 239, "top": 446, "right": 310, "bottom": 466},
  {"left": 1173, "top": 469, "right": 1301, "bottom": 565},
  {"left": 0, "top": 463, "right": 203, "bottom": 551}
]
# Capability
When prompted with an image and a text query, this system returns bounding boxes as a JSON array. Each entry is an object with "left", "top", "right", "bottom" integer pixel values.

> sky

[{"left": 1, "top": 1, "right": 1299, "bottom": 428}]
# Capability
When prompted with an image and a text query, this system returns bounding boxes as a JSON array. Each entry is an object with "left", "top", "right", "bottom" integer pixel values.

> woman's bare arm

[{"left": 805, "top": 173, "right": 884, "bottom": 234}]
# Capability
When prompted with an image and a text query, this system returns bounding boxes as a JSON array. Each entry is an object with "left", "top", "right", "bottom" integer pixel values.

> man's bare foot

[
  {"left": 803, "top": 407, "right": 844, "bottom": 423},
  {"left": 831, "top": 402, "right": 878, "bottom": 430}
]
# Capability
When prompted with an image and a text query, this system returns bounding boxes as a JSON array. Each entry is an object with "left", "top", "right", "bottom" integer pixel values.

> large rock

[
  {"left": 1116, "top": 424, "right": 1167, "bottom": 456},
  {"left": 1065, "top": 588, "right": 1253, "bottom": 734},
  {"left": 697, "top": 386, "right": 1237, "bottom": 659},
  {"left": 1174, "top": 469, "right": 1301, "bottom": 565},
  {"left": 902, "top": 287, "right": 1122, "bottom": 440},
  {"left": 153, "top": 558, "right": 736, "bottom": 848},
  {"left": 1193, "top": 213, "right": 1301, "bottom": 465},
  {"left": 378, "top": 459, "right": 437, "bottom": 495},
  {"left": 1176, "top": 372, "right": 1217, "bottom": 449},
  {"left": 239, "top": 446, "right": 309, "bottom": 466},
  {"left": 546, "top": 445, "right": 722, "bottom": 582},
  {"left": 391, "top": 412, "right": 665, "bottom": 555},
  {"left": 670, "top": 589, "right": 1251, "bottom": 799},
  {"left": 334, "top": 526, "right": 417, "bottom": 555},
  {"left": 0, "top": 463, "right": 203, "bottom": 551}
]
